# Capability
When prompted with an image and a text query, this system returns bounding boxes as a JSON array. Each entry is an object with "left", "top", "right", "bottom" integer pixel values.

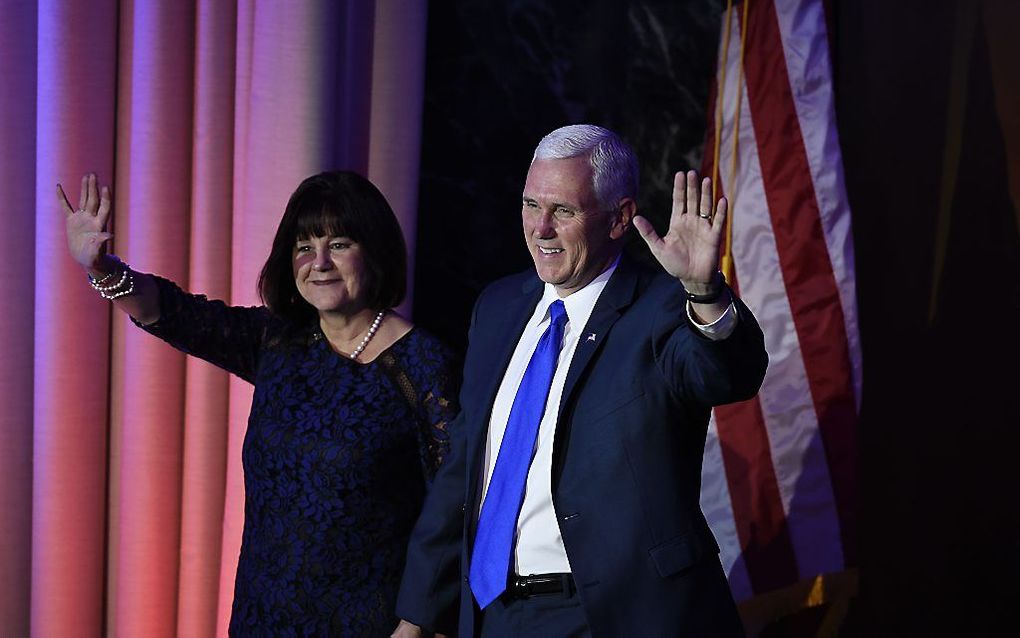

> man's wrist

[{"left": 683, "top": 270, "right": 726, "bottom": 304}]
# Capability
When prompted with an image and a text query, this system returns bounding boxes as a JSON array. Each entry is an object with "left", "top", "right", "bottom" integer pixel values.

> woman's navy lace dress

[{"left": 137, "top": 277, "right": 460, "bottom": 637}]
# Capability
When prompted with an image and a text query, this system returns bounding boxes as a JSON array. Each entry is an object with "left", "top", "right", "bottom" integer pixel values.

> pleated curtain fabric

[{"left": 0, "top": 1, "right": 428, "bottom": 635}]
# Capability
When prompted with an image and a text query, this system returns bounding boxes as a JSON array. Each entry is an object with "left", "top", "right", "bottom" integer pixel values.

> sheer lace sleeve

[
  {"left": 131, "top": 275, "right": 277, "bottom": 384},
  {"left": 418, "top": 349, "right": 461, "bottom": 480},
  {"left": 382, "top": 330, "right": 462, "bottom": 483}
]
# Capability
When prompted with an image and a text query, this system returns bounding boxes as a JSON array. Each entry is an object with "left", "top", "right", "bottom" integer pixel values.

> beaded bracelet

[
  {"left": 103, "top": 270, "right": 135, "bottom": 300},
  {"left": 88, "top": 269, "right": 117, "bottom": 286},
  {"left": 88, "top": 256, "right": 136, "bottom": 300}
]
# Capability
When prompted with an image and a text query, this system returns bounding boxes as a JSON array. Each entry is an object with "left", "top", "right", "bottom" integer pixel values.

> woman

[{"left": 58, "top": 171, "right": 460, "bottom": 636}]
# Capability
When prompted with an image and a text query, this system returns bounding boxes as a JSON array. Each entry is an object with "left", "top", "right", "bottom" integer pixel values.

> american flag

[{"left": 699, "top": 0, "right": 862, "bottom": 624}]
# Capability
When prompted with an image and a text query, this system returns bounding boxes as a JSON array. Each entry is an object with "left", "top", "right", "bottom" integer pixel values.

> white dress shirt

[{"left": 479, "top": 261, "right": 738, "bottom": 575}]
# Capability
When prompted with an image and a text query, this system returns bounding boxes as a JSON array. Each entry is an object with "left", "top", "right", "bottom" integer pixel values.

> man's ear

[{"left": 609, "top": 198, "right": 637, "bottom": 240}]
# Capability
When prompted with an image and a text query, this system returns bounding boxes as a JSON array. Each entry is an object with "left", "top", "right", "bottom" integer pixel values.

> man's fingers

[
  {"left": 633, "top": 215, "right": 667, "bottom": 260},
  {"left": 671, "top": 171, "right": 686, "bottom": 214},
  {"left": 55, "top": 184, "right": 74, "bottom": 216},
  {"left": 632, "top": 215, "right": 661, "bottom": 249},
  {"left": 686, "top": 170, "right": 699, "bottom": 220},
  {"left": 700, "top": 177, "right": 712, "bottom": 217},
  {"left": 713, "top": 197, "right": 728, "bottom": 234},
  {"left": 669, "top": 172, "right": 687, "bottom": 232}
]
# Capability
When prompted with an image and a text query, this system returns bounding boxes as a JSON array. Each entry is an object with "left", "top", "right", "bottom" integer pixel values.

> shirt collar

[{"left": 536, "top": 254, "right": 621, "bottom": 323}]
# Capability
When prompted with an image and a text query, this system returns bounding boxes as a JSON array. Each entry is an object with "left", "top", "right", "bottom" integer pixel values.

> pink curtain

[{"left": 1, "top": 1, "right": 427, "bottom": 635}]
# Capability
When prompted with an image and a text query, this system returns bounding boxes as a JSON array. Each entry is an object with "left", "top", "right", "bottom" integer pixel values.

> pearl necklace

[{"left": 349, "top": 310, "right": 386, "bottom": 360}]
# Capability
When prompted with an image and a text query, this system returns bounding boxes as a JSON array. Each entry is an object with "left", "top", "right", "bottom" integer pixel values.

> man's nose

[{"left": 534, "top": 211, "right": 556, "bottom": 237}]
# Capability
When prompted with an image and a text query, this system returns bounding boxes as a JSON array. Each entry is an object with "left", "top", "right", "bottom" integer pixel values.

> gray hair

[{"left": 532, "top": 124, "right": 639, "bottom": 211}]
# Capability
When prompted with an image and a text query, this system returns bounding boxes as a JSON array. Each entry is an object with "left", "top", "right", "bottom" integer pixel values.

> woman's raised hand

[{"left": 56, "top": 173, "right": 112, "bottom": 271}]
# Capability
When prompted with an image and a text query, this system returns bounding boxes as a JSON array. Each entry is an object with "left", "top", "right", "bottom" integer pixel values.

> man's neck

[{"left": 552, "top": 253, "right": 623, "bottom": 298}]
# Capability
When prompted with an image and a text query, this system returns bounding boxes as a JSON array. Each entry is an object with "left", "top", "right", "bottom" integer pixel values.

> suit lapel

[
  {"left": 556, "top": 256, "right": 640, "bottom": 423},
  {"left": 551, "top": 257, "right": 641, "bottom": 481}
]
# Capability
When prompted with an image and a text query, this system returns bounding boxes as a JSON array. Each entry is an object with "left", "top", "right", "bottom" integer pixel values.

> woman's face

[{"left": 292, "top": 235, "right": 369, "bottom": 316}]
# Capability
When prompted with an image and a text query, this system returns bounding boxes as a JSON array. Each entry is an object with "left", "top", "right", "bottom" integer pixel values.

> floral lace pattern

[{"left": 137, "top": 277, "right": 459, "bottom": 636}]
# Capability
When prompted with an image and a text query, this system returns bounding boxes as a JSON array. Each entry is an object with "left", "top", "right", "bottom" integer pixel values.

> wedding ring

[
  {"left": 697, "top": 213, "right": 712, "bottom": 219},
  {"left": 76, "top": 208, "right": 86, "bottom": 214}
]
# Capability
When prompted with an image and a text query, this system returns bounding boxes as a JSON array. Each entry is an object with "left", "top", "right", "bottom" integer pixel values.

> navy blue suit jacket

[{"left": 397, "top": 256, "right": 768, "bottom": 637}]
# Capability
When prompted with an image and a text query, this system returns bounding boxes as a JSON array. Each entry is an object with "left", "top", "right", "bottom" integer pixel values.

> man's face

[{"left": 522, "top": 156, "right": 629, "bottom": 297}]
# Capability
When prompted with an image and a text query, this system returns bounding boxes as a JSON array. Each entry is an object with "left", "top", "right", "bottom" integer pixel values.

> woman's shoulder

[
  {"left": 394, "top": 323, "right": 460, "bottom": 371},
  {"left": 261, "top": 315, "right": 320, "bottom": 351}
]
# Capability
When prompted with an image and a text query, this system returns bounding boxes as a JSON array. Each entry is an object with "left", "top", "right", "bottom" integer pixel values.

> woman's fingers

[
  {"left": 55, "top": 183, "right": 74, "bottom": 216},
  {"left": 78, "top": 174, "right": 88, "bottom": 211},
  {"left": 97, "top": 185, "right": 112, "bottom": 227},
  {"left": 85, "top": 173, "right": 98, "bottom": 212},
  {"left": 60, "top": 174, "right": 111, "bottom": 226}
]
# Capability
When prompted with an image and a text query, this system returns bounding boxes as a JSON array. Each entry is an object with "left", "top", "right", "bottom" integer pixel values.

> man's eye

[
  {"left": 523, "top": 200, "right": 538, "bottom": 209},
  {"left": 554, "top": 206, "right": 575, "bottom": 218}
]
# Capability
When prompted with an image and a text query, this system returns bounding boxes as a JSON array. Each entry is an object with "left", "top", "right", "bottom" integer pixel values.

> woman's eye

[
  {"left": 329, "top": 242, "right": 350, "bottom": 250},
  {"left": 295, "top": 245, "right": 311, "bottom": 253}
]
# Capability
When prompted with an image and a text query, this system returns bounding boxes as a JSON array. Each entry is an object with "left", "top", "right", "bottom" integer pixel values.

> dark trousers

[{"left": 479, "top": 587, "right": 590, "bottom": 638}]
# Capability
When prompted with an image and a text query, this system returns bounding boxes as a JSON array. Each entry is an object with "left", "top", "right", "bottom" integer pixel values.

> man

[{"left": 393, "top": 125, "right": 767, "bottom": 637}]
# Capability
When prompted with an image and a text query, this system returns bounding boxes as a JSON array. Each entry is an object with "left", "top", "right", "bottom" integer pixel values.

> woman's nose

[{"left": 312, "top": 250, "right": 332, "bottom": 271}]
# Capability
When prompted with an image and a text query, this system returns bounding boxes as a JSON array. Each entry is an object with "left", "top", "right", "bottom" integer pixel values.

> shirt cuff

[{"left": 686, "top": 300, "right": 739, "bottom": 340}]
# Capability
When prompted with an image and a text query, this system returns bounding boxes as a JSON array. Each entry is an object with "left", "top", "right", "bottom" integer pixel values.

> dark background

[{"left": 413, "top": 0, "right": 1020, "bottom": 634}]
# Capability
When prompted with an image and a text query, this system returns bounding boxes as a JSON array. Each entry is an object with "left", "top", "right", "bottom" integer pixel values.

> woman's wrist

[
  {"left": 87, "top": 255, "right": 135, "bottom": 300},
  {"left": 87, "top": 254, "right": 120, "bottom": 281}
]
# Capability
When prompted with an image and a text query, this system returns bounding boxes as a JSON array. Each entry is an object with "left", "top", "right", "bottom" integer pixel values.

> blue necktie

[{"left": 470, "top": 299, "right": 568, "bottom": 609}]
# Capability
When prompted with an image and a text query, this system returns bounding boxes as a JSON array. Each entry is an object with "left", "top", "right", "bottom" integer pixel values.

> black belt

[{"left": 506, "top": 573, "right": 575, "bottom": 599}]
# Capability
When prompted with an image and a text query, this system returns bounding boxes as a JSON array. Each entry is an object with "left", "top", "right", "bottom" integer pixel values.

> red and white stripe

[{"left": 699, "top": 0, "right": 861, "bottom": 601}]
